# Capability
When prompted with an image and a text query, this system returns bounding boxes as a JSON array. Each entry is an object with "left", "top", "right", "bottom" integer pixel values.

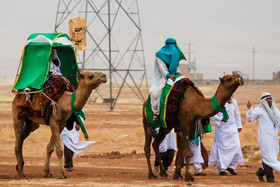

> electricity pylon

[{"left": 54, "top": 0, "right": 148, "bottom": 110}]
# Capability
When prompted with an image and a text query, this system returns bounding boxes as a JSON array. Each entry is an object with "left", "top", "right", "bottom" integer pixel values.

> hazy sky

[{"left": 1, "top": 0, "right": 280, "bottom": 81}]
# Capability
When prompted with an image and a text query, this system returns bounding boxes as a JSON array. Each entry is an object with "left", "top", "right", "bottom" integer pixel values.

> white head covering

[{"left": 260, "top": 92, "right": 278, "bottom": 127}]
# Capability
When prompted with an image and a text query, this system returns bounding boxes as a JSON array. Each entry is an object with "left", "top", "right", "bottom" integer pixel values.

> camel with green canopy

[
  {"left": 13, "top": 32, "right": 80, "bottom": 90},
  {"left": 12, "top": 32, "right": 89, "bottom": 139}
]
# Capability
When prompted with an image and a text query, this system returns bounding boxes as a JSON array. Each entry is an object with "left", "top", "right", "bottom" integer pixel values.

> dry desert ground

[{"left": 1, "top": 81, "right": 280, "bottom": 186}]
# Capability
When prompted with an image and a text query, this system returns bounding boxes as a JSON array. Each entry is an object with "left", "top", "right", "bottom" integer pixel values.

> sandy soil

[{"left": 1, "top": 82, "right": 280, "bottom": 186}]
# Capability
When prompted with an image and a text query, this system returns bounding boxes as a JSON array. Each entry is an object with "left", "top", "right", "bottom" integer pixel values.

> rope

[
  {"left": 40, "top": 91, "right": 60, "bottom": 108},
  {"left": 18, "top": 90, "right": 61, "bottom": 113},
  {"left": 184, "top": 93, "right": 195, "bottom": 116},
  {"left": 23, "top": 90, "right": 33, "bottom": 107},
  {"left": 51, "top": 101, "right": 57, "bottom": 117},
  {"left": 15, "top": 89, "right": 61, "bottom": 118}
]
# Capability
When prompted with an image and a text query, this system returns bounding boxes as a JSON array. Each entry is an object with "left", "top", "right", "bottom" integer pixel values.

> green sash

[{"left": 211, "top": 95, "right": 229, "bottom": 121}]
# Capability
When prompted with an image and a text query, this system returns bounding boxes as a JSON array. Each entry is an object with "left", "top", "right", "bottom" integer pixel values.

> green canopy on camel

[
  {"left": 12, "top": 33, "right": 89, "bottom": 138},
  {"left": 13, "top": 33, "right": 80, "bottom": 90}
]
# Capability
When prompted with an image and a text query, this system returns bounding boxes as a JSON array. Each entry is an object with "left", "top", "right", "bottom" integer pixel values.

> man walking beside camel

[
  {"left": 247, "top": 92, "right": 280, "bottom": 183},
  {"left": 209, "top": 97, "right": 244, "bottom": 176}
]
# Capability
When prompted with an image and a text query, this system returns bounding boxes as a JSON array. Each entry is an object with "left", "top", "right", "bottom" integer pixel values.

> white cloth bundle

[{"left": 61, "top": 121, "right": 96, "bottom": 157}]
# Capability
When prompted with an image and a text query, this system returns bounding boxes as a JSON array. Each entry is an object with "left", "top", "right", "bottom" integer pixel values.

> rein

[{"left": 184, "top": 93, "right": 195, "bottom": 116}]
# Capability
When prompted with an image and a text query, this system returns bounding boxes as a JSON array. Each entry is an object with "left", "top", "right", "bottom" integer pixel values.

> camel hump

[
  {"left": 165, "top": 78, "right": 199, "bottom": 123},
  {"left": 15, "top": 75, "right": 75, "bottom": 123},
  {"left": 172, "top": 78, "right": 204, "bottom": 97}
]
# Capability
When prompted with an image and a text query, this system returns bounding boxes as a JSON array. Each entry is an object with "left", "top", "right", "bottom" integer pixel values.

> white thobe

[
  {"left": 190, "top": 137, "right": 204, "bottom": 173},
  {"left": 190, "top": 137, "right": 204, "bottom": 164},
  {"left": 150, "top": 57, "right": 180, "bottom": 115},
  {"left": 61, "top": 122, "right": 96, "bottom": 157},
  {"left": 247, "top": 105, "right": 280, "bottom": 171},
  {"left": 209, "top": 102, "right": 244, "bottom": 170},
  {"left": 156, "top": 128, "right": 177, "bottom": 153}
]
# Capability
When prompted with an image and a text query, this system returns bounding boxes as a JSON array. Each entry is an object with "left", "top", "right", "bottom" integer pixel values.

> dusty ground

[{"left": 1, "top": 82, "right": 280, "bottom": 186}]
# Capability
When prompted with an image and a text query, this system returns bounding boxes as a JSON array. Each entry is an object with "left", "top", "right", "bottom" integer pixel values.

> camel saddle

[
  {"left": 145, "top": 78, "right": 210, "bottom": 136},
  {"left": 16, "top": 75, "right": 75, "bottom": 124}
]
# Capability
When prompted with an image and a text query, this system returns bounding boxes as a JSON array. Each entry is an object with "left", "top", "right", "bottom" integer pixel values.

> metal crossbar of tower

[{"left": 54, "top": 0, "right": 148, "bottom": 110}]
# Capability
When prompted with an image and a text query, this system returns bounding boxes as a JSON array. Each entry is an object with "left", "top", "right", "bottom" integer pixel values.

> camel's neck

[
  {"left": 73, "top": 83, "right": 92, "bottom": 111},
  {"left": 214, "top": 84, "right": 231, "bottom": 107},
  {"left": 182, "top": 85, "right": 230, "bottom": 119}
]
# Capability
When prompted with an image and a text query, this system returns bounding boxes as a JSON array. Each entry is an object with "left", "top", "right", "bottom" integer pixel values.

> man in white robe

[
  {"left": 247, "top": 92, "right": 280, "bottom": 183},
  {"left": 61, "top": 117, "right": 96, "bottom": 171},
  {"left": 209, "top": 97, "right": 244, "bottom": 175}
]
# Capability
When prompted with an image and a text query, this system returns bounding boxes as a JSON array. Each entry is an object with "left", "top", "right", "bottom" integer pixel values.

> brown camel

[
  {"left": 143, "top": 74, "right": 244, "bottom": 181},
  {"left": 12, "top": 71, "right": 107, "bottom": 179}
]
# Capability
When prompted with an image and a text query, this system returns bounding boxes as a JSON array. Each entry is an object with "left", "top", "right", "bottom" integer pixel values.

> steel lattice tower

[{"left": 54, "top": 0, "right": 148, "bottom": 110}]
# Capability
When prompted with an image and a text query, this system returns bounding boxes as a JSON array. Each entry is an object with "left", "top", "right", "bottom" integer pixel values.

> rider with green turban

[{"left": 150, "top": 38, "right": 186, "bottom": 121}]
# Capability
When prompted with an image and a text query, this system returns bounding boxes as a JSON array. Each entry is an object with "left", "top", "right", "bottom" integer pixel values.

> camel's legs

[
  {"left": 14, "top": 117, "right": 33, "bottom": 177},
  {"left": 181, "top": 129, "right": 194, "bottom": 182},
  {"left": 183, "top": 139, "right": 194, "bottom": 182},
  {"left": 54, "top": 132, "right": 66, "bottom": 179},
  {"left": 43, "top": 135, "right": 55, "bottom": 178},
  {"left": 45, "top": 119, "right": 66, "bottom": 179},
  {"left": 152, "top": 127, "right": 171, "bottom": 178},
  {"left": 143, "top": 117, "right": 157, "bottom": 179},
  {"left": 144, "top": 129, "right": 157, "bottom": 179},
  {"left": 14, "top": 124, "right": 25, "bottom": 177},
  {"left": 175, "top": 118, "right": 195, "bottom": 182},
  {"left": 174, "top": 131, "right": 184, "bottom": 180}
]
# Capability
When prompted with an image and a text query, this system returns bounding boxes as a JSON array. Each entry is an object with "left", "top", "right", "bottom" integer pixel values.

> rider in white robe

[
  {"left": 247, "top": 92, "right": 280, "bottom": 183},
  {"left": 209, "top": 97, "right": 244, "bottom": 175},
  {"left": 150, "top": 57, "right": 180, "bottom": 115},
  {"left": 149, "top": 38, "right": 186, "bottom": 119}
]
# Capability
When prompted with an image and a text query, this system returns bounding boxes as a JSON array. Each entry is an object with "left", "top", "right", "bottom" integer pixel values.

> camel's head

[
  {"left": 217, "top": 73, "right": 244, "bottom": 104},
  {"left": 80, "top": 71, "right": 107, "bottom": 89}
]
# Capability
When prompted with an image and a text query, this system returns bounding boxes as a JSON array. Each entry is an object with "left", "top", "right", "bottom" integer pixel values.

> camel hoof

[
  {"left": 159, "top": 171, "right": 168, "bottom": 178},
  {"left": 173, "top": 173, "right": 183, "bottom": 180},
  {"left": 148, "top": 171, "right": 157, "bottom": 179},
  {"left": 43, "top": 173, "right": 53, "bottom": 178},
  {"left": 185, "top": 176, "right": 195, "bottom": 182},
  {"left": 18, "top": 173, "right": 26, "bottom": 178},
  {"left": 148, "top": 174, "right": 157, "bottom": 179},
  {"left": 58, "top": 175, "right": 67, "bottom": 179}
]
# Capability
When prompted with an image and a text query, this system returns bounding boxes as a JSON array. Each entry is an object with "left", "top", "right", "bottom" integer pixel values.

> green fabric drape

[
  {"left": 13, "top": 33, "right": 80, "bottom": 90},
  {"left": 211, "top": 95, "right": 229, "bottom": 121}
]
